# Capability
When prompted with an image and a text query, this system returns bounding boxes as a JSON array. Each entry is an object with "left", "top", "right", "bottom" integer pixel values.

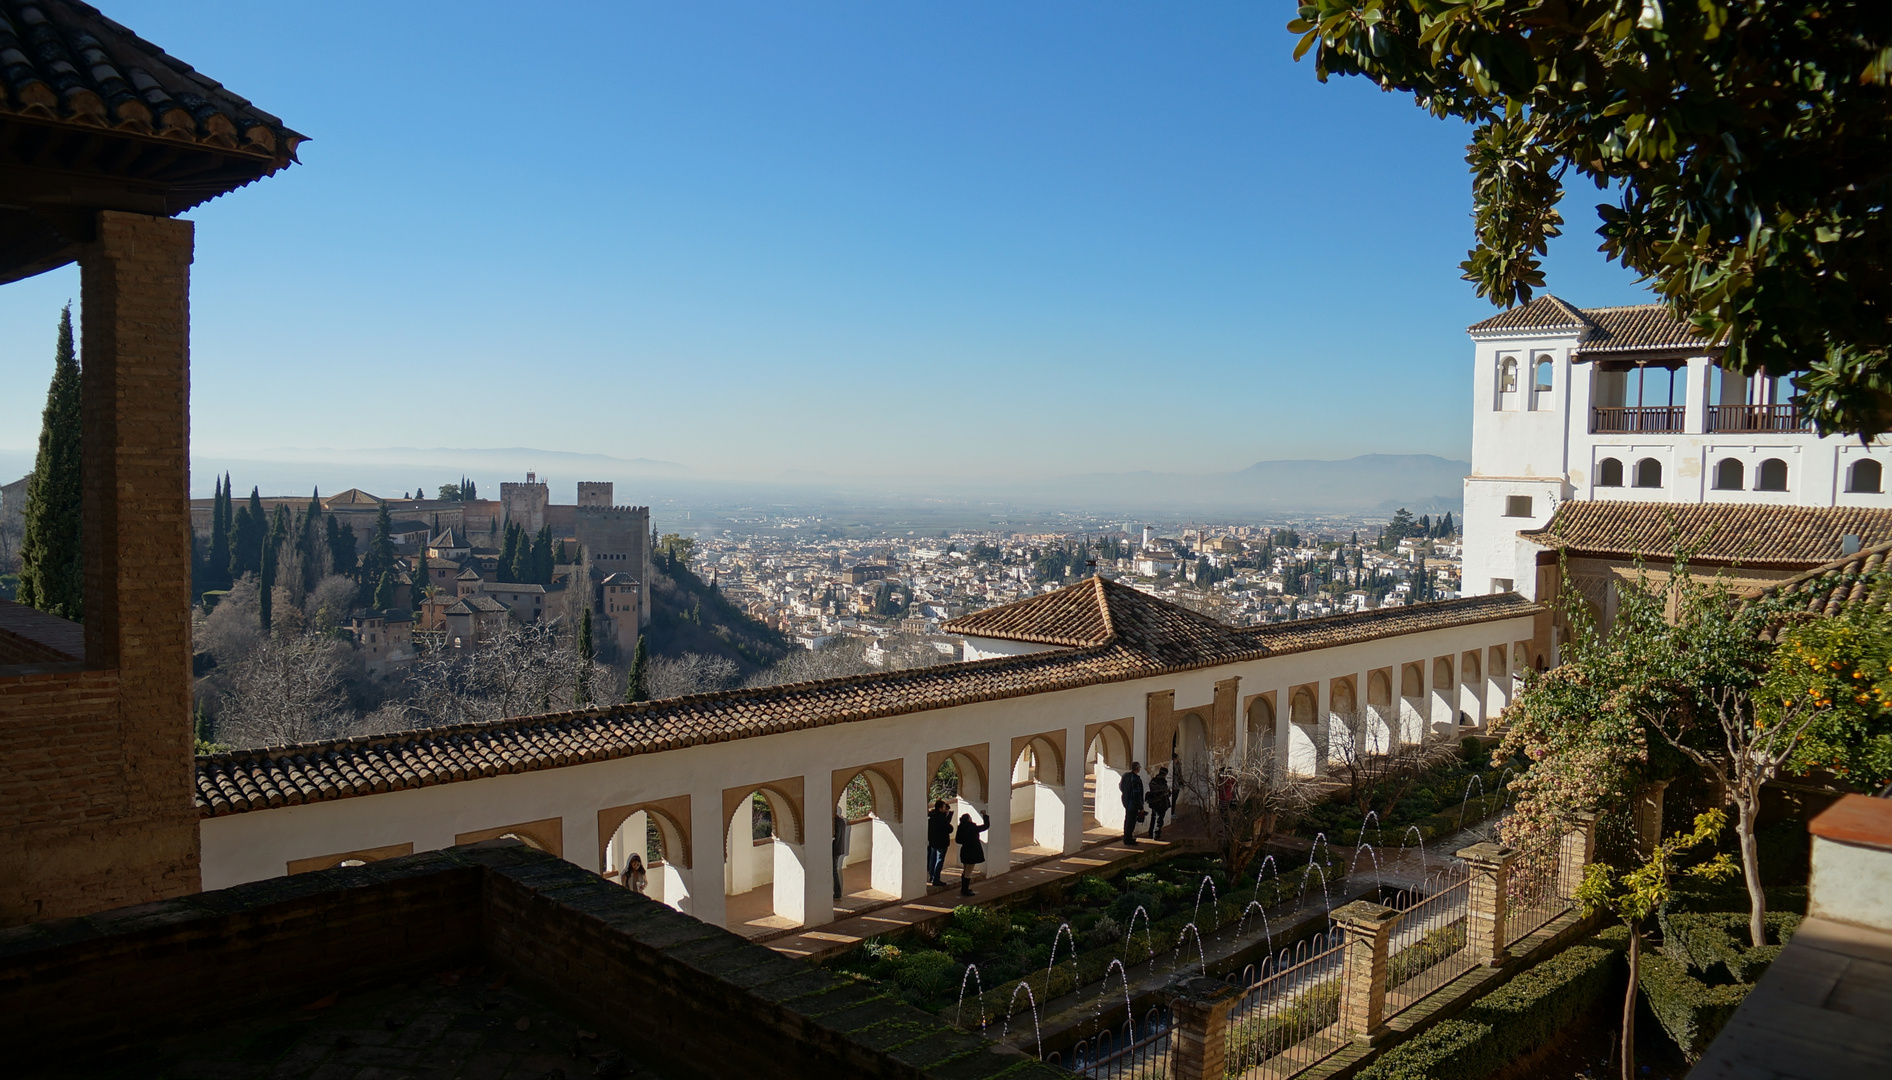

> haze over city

[{"left": 0, "top": 0, "right": 1647, "bottom": 500}]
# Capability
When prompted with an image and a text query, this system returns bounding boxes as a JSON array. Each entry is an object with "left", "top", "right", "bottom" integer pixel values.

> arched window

[
  {"left": 1498, "top": 357, "right": 1518, "bottom": 393},
  {"left": 1848, "top": 459, "right": 1883, "bottom": 494},
  {"left": 1713, "top": 458, "right": 1745, "bottom": 491},
  {"left": 1597, "top": 458, "right": 1623, "bottom": 487},
  {"left": 1633, "top": 458, "right": 1663, "bottom": 488},
  {"left": 1757, "top": 458, "right": 1788, "bottom": 491},
  {"left": 1533, "top": 356, "right": 1554, "bottom": 392}
]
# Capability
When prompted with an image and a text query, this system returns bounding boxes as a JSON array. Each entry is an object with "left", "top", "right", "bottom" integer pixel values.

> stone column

[
  {"left": 79, "top": 210, "right": 199, "bottom": 895},
  {"left": 1558, "top": 812, "right": 1599, "bottom": 899},
  {"left": 1063, "top": 718, "right": 1087, "bottom": 854},
  {"left": 1167, "top": 976, "right": 1241, "bottom": 1080},
  {"left": 1456, "top": 842, "right": 1515, "bottom": 966},
  {"left": 803, "top": 776, "right": 834, "bottom": 928},
  {"left": 690, "top": 787, "right": 729, "bottom": 929},
  {"left": 900, "top": 754, "right": 929, "bottom": 898},
  {"left": 983, "top": 737, "right": 1013, "bottom": 876},
  {"left": 1331, "top": 900, "right": 1399, "bottom": 1044}
]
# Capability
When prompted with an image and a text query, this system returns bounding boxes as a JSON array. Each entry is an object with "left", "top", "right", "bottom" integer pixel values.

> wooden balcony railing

[
  {"left": 1707, "top": 404, "right": 1807, "bottom": 433},
  {"left": 1591, "top": 406, "right": 1685, "bottom": 434}
]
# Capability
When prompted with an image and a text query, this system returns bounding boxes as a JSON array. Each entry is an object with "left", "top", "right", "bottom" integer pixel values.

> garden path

[{"left": 762, "top": 831, "right": 1190, "bottom": 962}]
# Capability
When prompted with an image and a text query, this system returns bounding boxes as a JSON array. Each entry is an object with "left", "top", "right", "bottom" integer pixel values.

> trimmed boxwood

[
  {"left": 1356, "top": 926, "right": 1627, "bottom": 1080},
  {"left": 1638, "top": 910, "right": 1799, "bottom": 1059}
]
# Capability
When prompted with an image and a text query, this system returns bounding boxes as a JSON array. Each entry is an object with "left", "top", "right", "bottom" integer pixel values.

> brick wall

[
  {"left": 0, "top": 854, "right": 483, "bottom": 1063},
  {"left": 0, "top": 843, "right": 1063, "bottom": 1079},
  {"left": 0, "top": 211, "right": 201, "bottom": 926},
  {"left": 0, "top": 600, "right": 83, "bottom": 664}
]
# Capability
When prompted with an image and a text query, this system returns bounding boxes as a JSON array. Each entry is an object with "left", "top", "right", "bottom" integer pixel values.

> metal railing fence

[
  {"left": 1503, "top": 839, "right": 1577, "bottom": 947},
  {"left": 1222, "top": 930, "right": 1348, "bottom": 1078},
  {"left": 1383, "top": 870, "right": 1473, "bottom": 1017},
  {"left": 1055, "top": 1006, "right": 1172, "bottom": 1079}
]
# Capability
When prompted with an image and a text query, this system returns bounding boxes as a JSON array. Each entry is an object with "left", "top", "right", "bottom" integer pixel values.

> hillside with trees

[{"left": 642, "top": 534, "right": 790, "bottom": 686}]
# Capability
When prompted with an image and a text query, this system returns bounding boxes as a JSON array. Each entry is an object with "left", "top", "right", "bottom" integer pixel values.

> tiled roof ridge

[
  {"left": 195, "top": 592, "right": 1541, "bottom": 816},
  {"left": 1521, "top": 500, "right": 1892, "bottom": 567},
  {"left": 1466, "top": 294, "right": 1589, "bottom": 333},
  {"left": 1741, "top": 541, "right": 1892, "bottom": 640},
  {"left": 1093, "top": 576, "right": 1118, "bottom": 640}
]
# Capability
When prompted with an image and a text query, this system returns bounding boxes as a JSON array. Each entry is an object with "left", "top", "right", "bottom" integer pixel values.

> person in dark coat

[
  {"left": 832, "top": 814, "right": 850, "bottom": 900},
  {"left": 955, "top": 811, "right": 991, "bottom": 896},
  {"left": 1145, "top": 765, "right": 1171, "bottom": 840},
  {"left": 926, "top": 800, "right": 954, "bottom": 886},
  {"left": 1119, "top": 761, "right": 1145, "bottom": 845}
]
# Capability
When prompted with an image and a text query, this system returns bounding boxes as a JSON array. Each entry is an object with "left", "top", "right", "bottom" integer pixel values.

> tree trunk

[
  {"left": 1736, "top": 795, "right": 1768, "bottom": 947},
  {"left": 1621, "top": 921, "right": 1639, "bottom": 1080}
]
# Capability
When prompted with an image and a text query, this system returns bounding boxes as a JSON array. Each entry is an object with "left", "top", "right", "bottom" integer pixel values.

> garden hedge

[
  {"left": 1355, "top": 926, "right": 1627, "bottom": 1080},
  {"left": 1638, "top": 911, "right": 1799, "bottom": 1059}
]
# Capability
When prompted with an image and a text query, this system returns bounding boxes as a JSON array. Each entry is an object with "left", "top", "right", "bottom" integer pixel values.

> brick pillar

[
  {"left": 1558, "top": 812, "right": 1598, "bottom": 899},
  {"left": 1456, "top": 842, "right": 1515, "bottom": 967},
  {"left": 1167, "top": 976, "right": 1240, "bottom": 1080},
  {"left": 1331, "top": 900, "right": 1399, "bottom": 1044}
]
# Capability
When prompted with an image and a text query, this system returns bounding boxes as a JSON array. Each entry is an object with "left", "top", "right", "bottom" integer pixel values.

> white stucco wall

[{"left": 199, "top": 611, "right": 1537, "bottom": 935}]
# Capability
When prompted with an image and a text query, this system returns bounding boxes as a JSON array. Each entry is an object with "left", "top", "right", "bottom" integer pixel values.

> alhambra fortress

[{"left": 3, "top": 4, "right": 1891, "bottom": 1079}]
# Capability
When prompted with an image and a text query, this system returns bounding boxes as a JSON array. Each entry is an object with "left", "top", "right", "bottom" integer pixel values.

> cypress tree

[
  {"left": 17, "top": 304, "right": 84, "bottom": 620},
  {"left": 530, "top": 524, "right": 553, "bottom": 585},
  {"left": 260, "top": 504, "right": 289, "bottom": 631},
  {"left": 327, "top": 515, "right": 356, "bottom": 578},
  {"left": 208, "top": 475, "right": 232, "bottom": 591},
  {"left": 498, "top": 522, "right": 520, "bottom": 581},
  {"left": 576, "top": 607, "right": 594, "bottom": 704},
  {"left": 624, "top": 636, "right": 648, "bottom": 703},
  {"left": 414, "top": 548, "right": 430, "bottom": 605},
  {"left": 373, "top": 571, "right": 395, "bottom": 611},
  {"left": 361, "top": 503, "right": 394, "bottom": 603}
]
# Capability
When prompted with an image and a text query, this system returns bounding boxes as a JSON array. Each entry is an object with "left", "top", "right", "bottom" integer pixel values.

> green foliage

[
  {"left": 1357, "top": 933, "right": 1626, "bottom": 1080},
  {"left": 1657, "top": 911, "right": 1798, "bottom": 983},
  {"left": 1289, "top": 2, "right": 1892, "bottom": 439},
  {"left": 1070, "top": 875, "right": 1115, "bottom": 904},
  {"left": 624, "top": 636, "right": 648, "bottom": 702},
  {"left": 17, "top": 305, "right": 83, "bottom": 620},
  {"left": 1576, "top": 810, "right": 1738, "bottom": 926},
  {"left": 1498, "top": 558, "right": 1768, "bottom": 851},
  {"left": 1637, "top": 953, "right": 1752, "bottom": 1061},
  {"left": 1760, "top": 595, "right": 1892, "bottom": 788}
]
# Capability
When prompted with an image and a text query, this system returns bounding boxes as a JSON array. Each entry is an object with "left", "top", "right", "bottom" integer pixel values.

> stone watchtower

[
  {"left": 0, "top": 2, "right": 302, "bottom": 926},
  {"left": 499, "top": 473, "right": 550, "bottom": 534},
  {"left": 575, "top": 494, "right": 652, "bottom": 628},
  {"left": 576, "top": 481, "right": 613, "bottom": 509}
]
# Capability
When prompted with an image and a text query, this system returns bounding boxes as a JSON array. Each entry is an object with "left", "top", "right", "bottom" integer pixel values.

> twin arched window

[
  {"left": 1597, "top": 457, "right": 1623, "bottom": 487},
  {"left": 1848, "top": 459, "right": 1883, "bottom": 494},
  {"left": 1633, "top": 458, "right": 1663, "bottom": 488},
  {"left": 1712, "top": 457, "right": 1789, "bottom": 492}
]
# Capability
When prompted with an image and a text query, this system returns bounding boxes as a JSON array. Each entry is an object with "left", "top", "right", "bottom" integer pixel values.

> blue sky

[{"left": 0, "top": 1, "right": 1647, "bottom": 489}]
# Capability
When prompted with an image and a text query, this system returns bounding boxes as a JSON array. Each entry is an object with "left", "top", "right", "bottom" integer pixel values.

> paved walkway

[{"left": 764, "top": 828, "right": 1188, "bottom": 962}]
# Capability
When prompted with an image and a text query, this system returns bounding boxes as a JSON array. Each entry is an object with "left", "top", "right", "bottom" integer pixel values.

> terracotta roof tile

[
  {"left": 1576, "top": 304, "right": 1718, "bottom": 355},
  {"left": 195, "top": 581, "right": 1540, "bottom": 817},
  {"left": 1466, "top": 295, "right": 1588, "bottom": 333},
  {"left": 1743, "top": 541, "right": 1892, "bottom": 641},
  {"left": 1521, "top": 501, "right": 1892, "bottom": 567}
]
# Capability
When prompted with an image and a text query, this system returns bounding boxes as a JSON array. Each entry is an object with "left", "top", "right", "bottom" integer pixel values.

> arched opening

[
  {"left": 1287, "top": 687, "right": 1320, "bottom": 776},
  {"left": 606, "top": 807, "right": 691, "bottom": 912},
  {"left": 1633, "top": 458, "right": 1663, "bottom": 488},
  {"left": 1533, "top": 356, "right": 1554, "bottom": 393},
  {"left": 1488, "top": 644, "right": 1510, "bottom": 715},
  {"left": 1399, "top": 662, "right": 1426, "bottom": 745},
  {"left": 832, "top": 768, "right": 902, "bottom": 912},
  {"left": 1713, "top": 458, "right": 1745, "bottom": 491},
  {"left": 1010, "top": 737, "right": 1065, "bottom": 858},
  {"left": 724, "top": 787, "right": 804, "bottom": 936},
  {"left": 1246, "top": 696, "right": 1277, "bottom": 773},
  {"left": 1083, "top": 724, "right": 1132, "bottom": 840},
  {"left": 1366, "top": 670, "right": 1395, "bottom": 750},
  {"left": 1173, "top": 712, "right": 1210, "bottom": 802},
  {"left": 1756, "top": 458, "right": 1788, "bottom": 492},
  {"left": 1431, "top": 656, "right": 1455, "bottom": 734},
  {"left": 1327, "top": 678, "right": 1360, "bottom": 767},
  {"left": 1498, "top": 356, "right": 1518, "bottom": 400},
  {"left": 931, "top": 751, "right": 987, "bottom": 822},
  {"left": 1597, "top": 457, "right": 1623, "bottom": 487},
  {"left": 1849, "top": 459, "right": 1884, "bottom": 494}
]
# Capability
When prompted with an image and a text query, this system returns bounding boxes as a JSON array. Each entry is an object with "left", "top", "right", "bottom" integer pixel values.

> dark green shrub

[
  {"left": 1357, "top": 932, "right": 1625, "bottom": 1080},
  {"left": 1070, "top": 874, "right": 1115, "bottom": 903},
  {"left": 1658, "top": 911, "right": 1799, "bottom": 977},
  {"left": 1637, "top": 953, "right": 1750, "bottom": 1061}
]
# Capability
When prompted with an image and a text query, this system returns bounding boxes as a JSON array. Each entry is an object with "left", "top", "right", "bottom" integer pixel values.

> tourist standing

[
  {"left": 955, "top": 811, "right": 991, "bottom": 896},
  {"left": 1146, "top": 765, "right": 1171, "bottom": 840},
  {"left": 926, "top": 800, "right": 953, "bottom": 886},
  {"left": 1119, "top": 761, "right": 1145, "bottom": 845},
  {"left": 623, "top": 853, "right": 647, "bottom": 895}
]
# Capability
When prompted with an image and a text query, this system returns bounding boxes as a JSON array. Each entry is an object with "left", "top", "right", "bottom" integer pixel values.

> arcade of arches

[{"left": 201, "top": 590, "right": 1541, "bottom": 939}]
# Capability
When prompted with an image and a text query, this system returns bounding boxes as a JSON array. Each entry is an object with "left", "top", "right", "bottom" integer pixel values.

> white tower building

[{"left": 1461, "top": 295, "right": 1892, "bottom": 601}]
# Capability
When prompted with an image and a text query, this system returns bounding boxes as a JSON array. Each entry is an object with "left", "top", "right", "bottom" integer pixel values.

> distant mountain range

[
  {"left": 0, "top": 446, "right": 1466, "bottom": 517},
  {"left": 990, "top": 454, "right": 1470, "bottom": 515}
]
